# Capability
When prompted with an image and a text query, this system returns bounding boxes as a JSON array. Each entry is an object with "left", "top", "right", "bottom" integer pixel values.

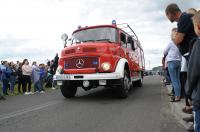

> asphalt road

[{"left": 0, "top": 76, "right": 185, "bottom": 132}]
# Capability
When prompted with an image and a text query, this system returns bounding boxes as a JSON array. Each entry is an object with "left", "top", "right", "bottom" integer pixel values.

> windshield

[{"left": 71, "top": 27, "right": 118, "bottom": 44}]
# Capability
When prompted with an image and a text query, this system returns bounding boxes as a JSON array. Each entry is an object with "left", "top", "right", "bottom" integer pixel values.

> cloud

[
  {"left": 0, "top": 0, "right": 200, "bottom": 69},
  {"left": 0, "top": 35, "right": 57, "bottom": 62}
]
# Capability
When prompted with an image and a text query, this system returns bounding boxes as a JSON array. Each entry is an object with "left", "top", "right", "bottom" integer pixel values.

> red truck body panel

[{"left": 59, "top": 24, "right": 145, "bottom": 78}]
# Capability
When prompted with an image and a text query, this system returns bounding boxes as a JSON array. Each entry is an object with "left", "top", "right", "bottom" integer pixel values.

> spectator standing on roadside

[
  {"left": 0, "top": 63, "right": 6, "bottom": 100},
  {"left": 181, "top": 8, "right": 197, "bottom": 114},
  {"left": 164, "top": 28, "right": 182, "bottom": 102},
  {"left": 165, "top": 3, "right": 197, "bottom": 59},
  {"left": 54, "top": 53, "right": 59, "bottom": 74},
  {"left": 16, "top": 61, "right": 20, "bottom": 69},
  {"left": 17, "top": 63, "right": 23, "bottom": 93},
  {"left": 187, "top": 11, "right": 200, "bottom": 132},
  {"left": 22, "top": 59, "right": 33, "bottom": 95},
  {"left": 31, "top": 63, "right": 44, "bottom": 93},
  {"left": 8, "top": 62, "right": 17, "bottom": 95},
  {"left": 39, "top": 64, "right": 46, "bottom": 91},
  {"left": 50, "top": 60, "right": 55, "bottom": 75},
  {"left": 1, "top": 61, "right": 11, "bottom": 95}
]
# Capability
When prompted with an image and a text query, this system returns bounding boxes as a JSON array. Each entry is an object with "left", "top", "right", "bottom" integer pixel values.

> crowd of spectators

[
  {"left": 163, "top": 3, "right": 200, "bottom": 132},
  {"left": 0, "top": 53, "right": 59, "bottom": 100}
]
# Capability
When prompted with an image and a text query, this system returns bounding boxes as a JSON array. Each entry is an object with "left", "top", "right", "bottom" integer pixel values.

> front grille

[{"left": 64, "top": 57, "right": 99, "bottom": 69}]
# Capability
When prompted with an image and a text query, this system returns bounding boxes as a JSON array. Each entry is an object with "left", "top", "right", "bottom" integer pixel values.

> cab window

[
  {"left": 134, "top": 40, "right": 138, "bottom": 49},
  {"left": 120, "top": 33, "right": 126, "bottom": 47},
  {"left": 127, "top": 36, "right": 135, "bottom": 50}
]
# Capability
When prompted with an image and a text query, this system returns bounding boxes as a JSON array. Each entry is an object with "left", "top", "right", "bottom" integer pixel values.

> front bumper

[{"left": 53, "top": 72, "right": 123, "bottom": 81}]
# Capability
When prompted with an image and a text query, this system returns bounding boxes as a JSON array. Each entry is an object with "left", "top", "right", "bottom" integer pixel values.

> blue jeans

[
  {"left": 34, "top": 81, "right": 42, "bottom": 92},
  {"left": 194, "top": 106, "right": 200, "bottom": 132},
  {"left": 168, "top": 61, "right": 181, "bottom": 97},
  {"left": 0, "top": 81, "right": 3, "bottom": 96},
  {"left": 2, "top": 79, "right": 9, "bottom": 94},
  {"left": 10, "top": 76, "right": 16, "bottom": 93}
]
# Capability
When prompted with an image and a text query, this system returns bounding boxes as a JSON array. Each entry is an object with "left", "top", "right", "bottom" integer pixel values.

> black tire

[
  {"left": 118, "top": 70, "right": 131, "bottom": 98},
  {"left": 135, "top": 72, "right": 143, "bottom": 87},
  {"left": 131, "top": 71, "right": 143, "bottom": 88},
  {"left": 60, "top": 81, "right": 77, "bottom": 98},
  {"left": 136, "top": 79, "right": 143, "bottom": 87}
]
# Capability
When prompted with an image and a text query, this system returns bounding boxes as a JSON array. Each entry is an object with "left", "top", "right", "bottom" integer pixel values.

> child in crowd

[{"left": 31, "top": 64, "right": 45, "bottom": 93}]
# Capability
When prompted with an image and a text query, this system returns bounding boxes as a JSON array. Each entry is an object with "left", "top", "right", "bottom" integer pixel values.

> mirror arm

[{"left": 64, "top": 40, "right": 67, "bottom": 48}]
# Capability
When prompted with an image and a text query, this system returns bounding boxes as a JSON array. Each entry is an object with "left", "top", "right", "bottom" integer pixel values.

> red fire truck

[{"left": 54, "top": 21, "right": 145, "bottom": 98}]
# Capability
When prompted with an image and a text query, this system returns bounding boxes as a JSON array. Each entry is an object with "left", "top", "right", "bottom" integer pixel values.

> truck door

[
  {"left": 127, "top": 36, "right": 135, "bottom": 77},
  {"left": 127, "top": 37, "right": 139, "bottom": 79},
  {"left": 120, "top": 32, "right": 127, "bottom": 59},
  {"left": 120, "top": 32, "right": 135, "bottom": 78}
]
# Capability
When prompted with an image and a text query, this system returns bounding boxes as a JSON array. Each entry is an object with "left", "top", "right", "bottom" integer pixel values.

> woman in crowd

[
  {"left": 17, "top": 63, "right": 23, "bottom": 93},
  {"left": 22, "top": 59, "right": 33, "bottom": 95},
  {"left": 8, "top": 62, "right": 17, "bottom": 95}
]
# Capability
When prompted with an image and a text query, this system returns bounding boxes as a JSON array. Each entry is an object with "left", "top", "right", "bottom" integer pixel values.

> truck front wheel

[
  {"left": 135, "top": 78, "right": 143, "bottom": 87},
  {"left": 60, "top": 81, "right": 77, "bottom": 98},
  {"left": 118, "top": 70, "right": 130, "bottom": 98}
]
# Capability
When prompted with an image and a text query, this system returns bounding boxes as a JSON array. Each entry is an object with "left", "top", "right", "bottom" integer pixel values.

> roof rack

[{"left": 117, "top": 23, "right": 139, "bottom": 41}]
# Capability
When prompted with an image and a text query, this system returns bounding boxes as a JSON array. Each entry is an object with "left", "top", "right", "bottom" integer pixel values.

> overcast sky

[{"left": 0, "top": 0, "right": 199, "bottom": 69}]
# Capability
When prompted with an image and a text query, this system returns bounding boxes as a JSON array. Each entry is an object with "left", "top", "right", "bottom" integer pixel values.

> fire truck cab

[{"left": 54, "top": 22, "right": 145, "bottom": 98}]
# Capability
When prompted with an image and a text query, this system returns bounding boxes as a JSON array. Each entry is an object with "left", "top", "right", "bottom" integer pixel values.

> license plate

[
  {"left": 57, "top": 81, "right": 63, "bottom": 85},
  {"left": 99, "top": 80, "right": 107, "bottom": 85},
  {"left": 56, "top": 75, "right": 70, "bottom": 80}
]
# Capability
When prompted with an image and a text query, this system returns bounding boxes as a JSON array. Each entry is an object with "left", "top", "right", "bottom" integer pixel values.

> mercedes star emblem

[{"left": 75, "top": 59, "right": 84, "bottom": 68}]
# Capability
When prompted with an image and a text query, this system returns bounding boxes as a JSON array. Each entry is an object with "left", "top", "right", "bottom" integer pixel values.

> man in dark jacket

[{"left": 187, "top": 11, "right": 200, "bottom": 132}]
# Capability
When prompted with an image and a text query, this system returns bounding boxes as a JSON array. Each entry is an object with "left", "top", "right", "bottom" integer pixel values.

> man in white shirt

[{"left": 164, "top": 28, "right": 182, "bottom": 102}]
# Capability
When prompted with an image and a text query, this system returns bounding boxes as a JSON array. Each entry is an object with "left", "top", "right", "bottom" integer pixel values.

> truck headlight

[
  {"left": 56, "top": 65, "right": 63, "bottom": 74},
  {"left": 101, "top": 62, "right": 111, "bottom": 71}
]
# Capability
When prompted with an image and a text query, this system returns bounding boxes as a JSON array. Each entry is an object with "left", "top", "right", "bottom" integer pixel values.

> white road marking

[{"left": 0, "top": 100, "right": 61, "bottom": 121}]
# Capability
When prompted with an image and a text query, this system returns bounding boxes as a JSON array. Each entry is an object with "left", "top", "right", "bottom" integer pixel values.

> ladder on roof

[{"left": 117, "top": 23, "right": 139, "bottom": 41}]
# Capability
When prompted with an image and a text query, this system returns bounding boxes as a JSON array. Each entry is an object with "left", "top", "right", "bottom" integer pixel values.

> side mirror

[
  {"left": 61, "top": 33, "right": 68, "bottom": 47},
  {"left": 61, "top": 33, "right": 68, "bottom": 41}
]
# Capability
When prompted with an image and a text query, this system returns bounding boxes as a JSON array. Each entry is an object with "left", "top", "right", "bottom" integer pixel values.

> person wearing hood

[{"left": 31, "top": 64, "right": 44, "bottom": 93}]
